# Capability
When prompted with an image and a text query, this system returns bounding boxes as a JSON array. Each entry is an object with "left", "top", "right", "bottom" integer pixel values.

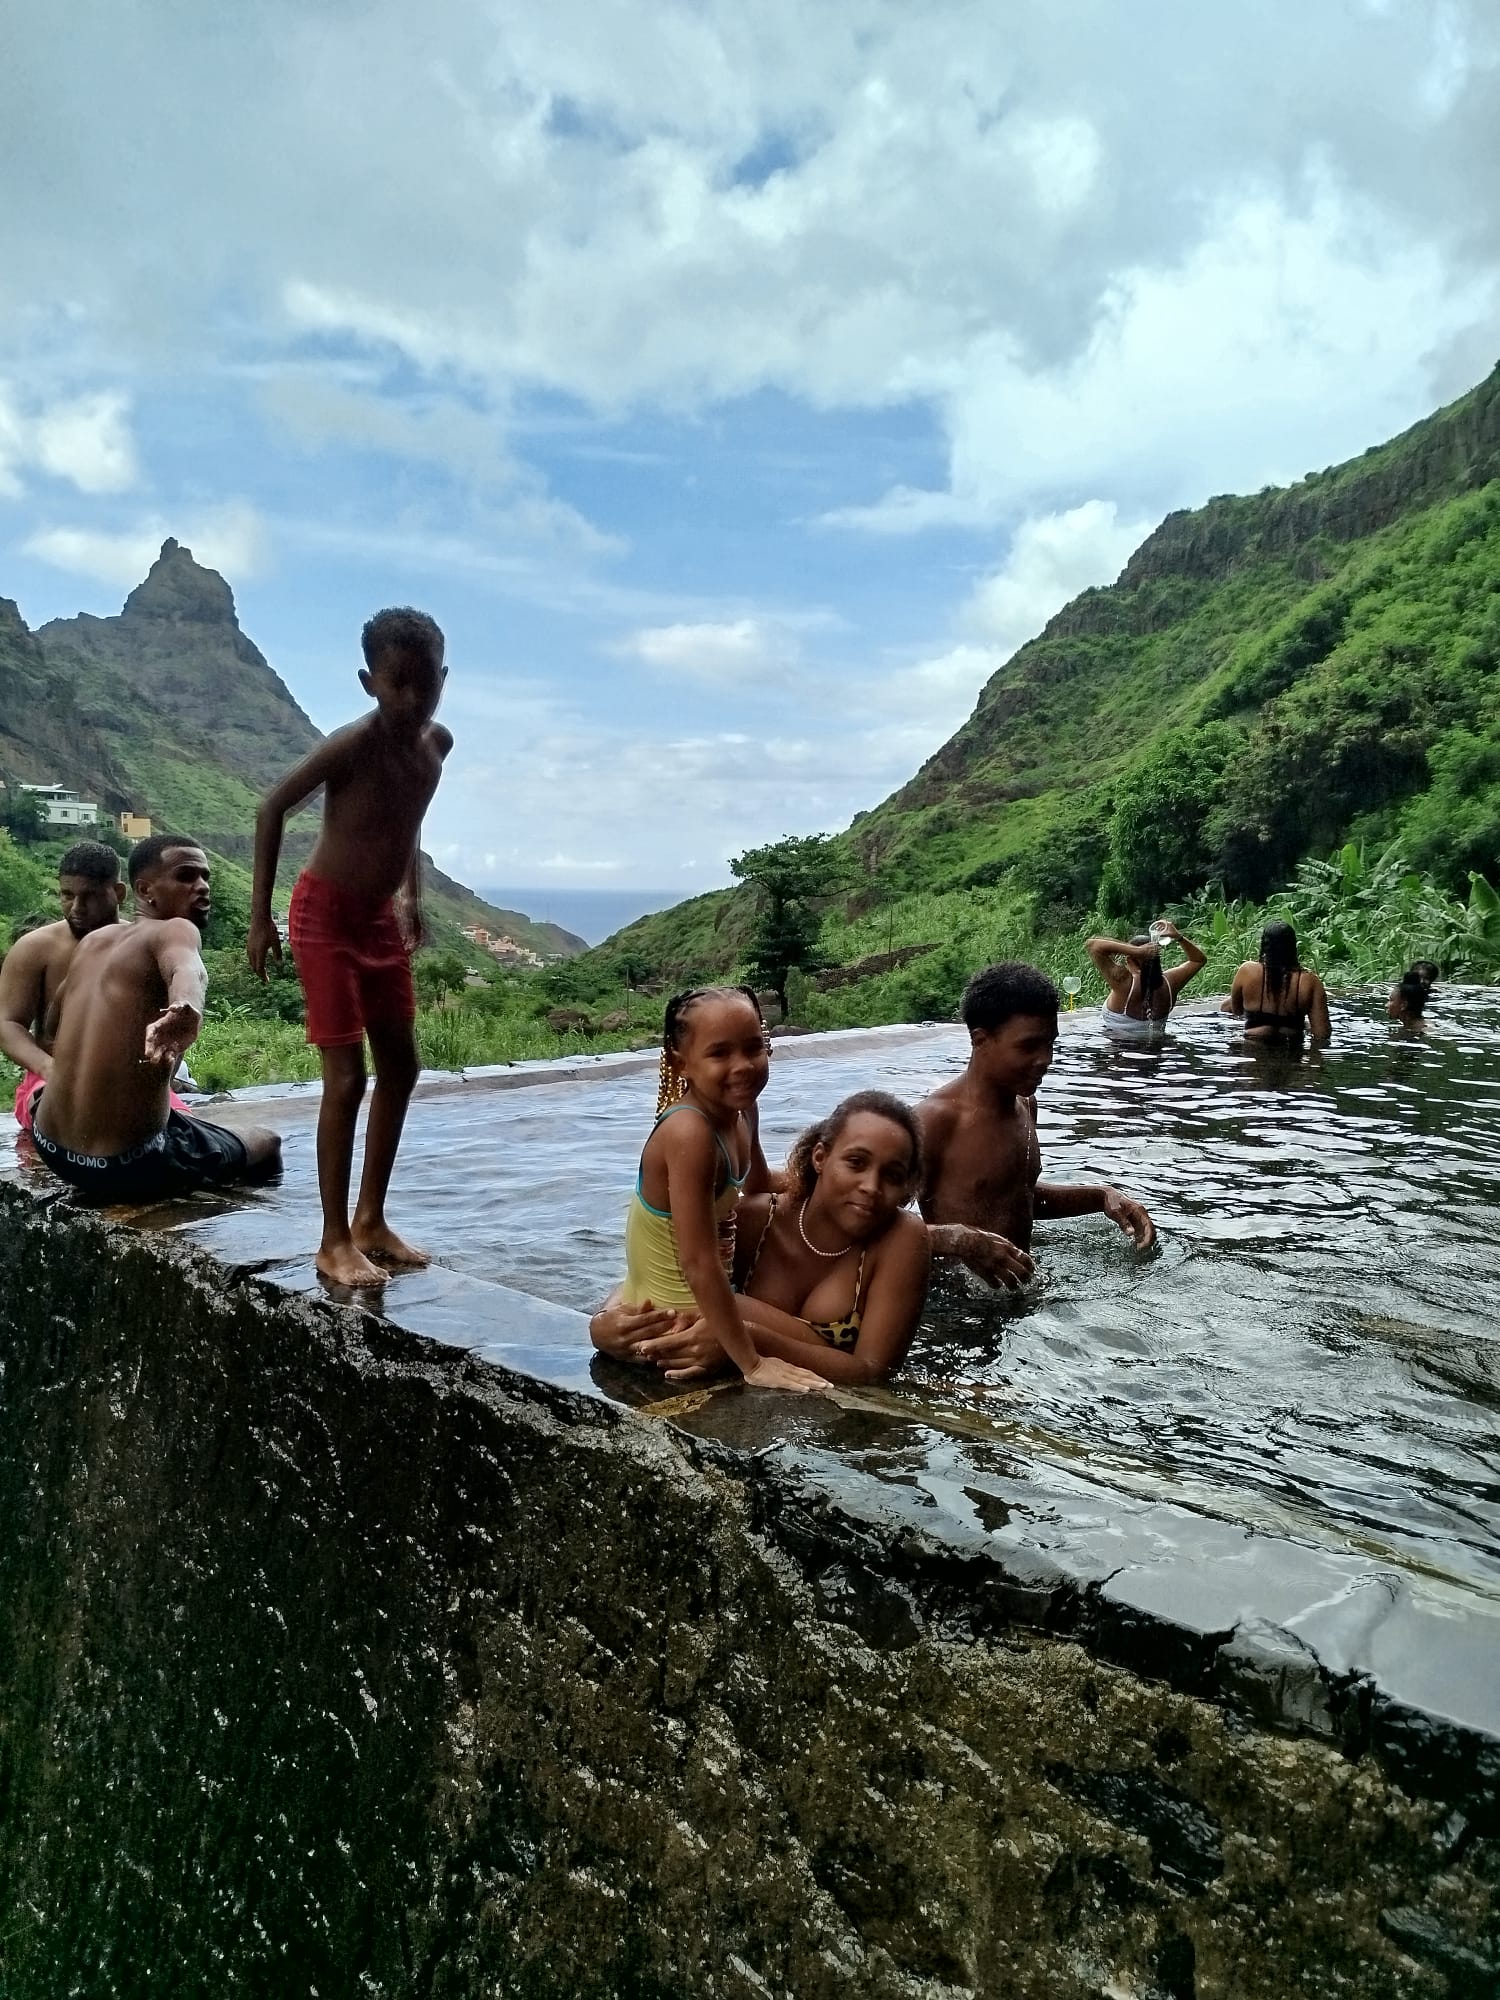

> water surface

[{"left": 381, "top": 991, "right": 1500, "bottom": 1594}]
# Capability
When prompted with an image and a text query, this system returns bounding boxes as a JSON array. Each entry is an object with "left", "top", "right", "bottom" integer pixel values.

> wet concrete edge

[{"left": 3, "top": 1172, "right": 1496, "bottom": 1838}]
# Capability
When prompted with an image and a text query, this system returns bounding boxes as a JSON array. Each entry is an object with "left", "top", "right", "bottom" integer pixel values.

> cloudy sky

[{"left": 3, "top": 1, "right": 1497, "bottom": 895}]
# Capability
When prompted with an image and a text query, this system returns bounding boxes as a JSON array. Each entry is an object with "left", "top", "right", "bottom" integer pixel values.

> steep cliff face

[
  {"left": 3, "top": 1182, "right": 1495, "bottom": 1999},
  {"left": 0, "top": 595, "right": 139, "bottom": 808},
  {"left": 37, "top": 539, "right": 321, "bottom": 796},
  {"left": 852, "top": 360, "right": 1500, "bottom": 906}
]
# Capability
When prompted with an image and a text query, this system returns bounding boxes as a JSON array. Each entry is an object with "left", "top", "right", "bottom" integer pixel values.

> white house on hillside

[{"left": 20, "top": 783, "right": 100, "bottom": 828}]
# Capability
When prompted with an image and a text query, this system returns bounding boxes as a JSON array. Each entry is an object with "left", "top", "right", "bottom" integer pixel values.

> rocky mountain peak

[{"left": 122, "top": 538, "right": 239, "bottom": 628}]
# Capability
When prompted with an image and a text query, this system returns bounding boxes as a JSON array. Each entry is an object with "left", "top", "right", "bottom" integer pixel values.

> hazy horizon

[{"left": 482, "top": 885, "right": 691, "bottom": 947}]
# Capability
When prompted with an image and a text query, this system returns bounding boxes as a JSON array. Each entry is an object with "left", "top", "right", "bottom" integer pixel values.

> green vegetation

[
  {"left": 730, "top": 833, "right": 848, "bottom": 1015},
  {"left": 0, "top": 831, "right": 57, "bottom": 955},
  {"left": 602, "top": 364, "right": 1500, "bottom": 976}
]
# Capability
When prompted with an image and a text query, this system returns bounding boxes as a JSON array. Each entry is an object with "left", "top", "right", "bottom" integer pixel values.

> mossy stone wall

[{"left": 0, "top": 1189, "right": 1494, "bottom": 1999}]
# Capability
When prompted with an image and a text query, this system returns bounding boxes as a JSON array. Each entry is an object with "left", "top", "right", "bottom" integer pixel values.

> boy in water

[
  {"left": 248, "top": 608, "right": 452, "bottom": 1287},
  {"left": 919, "top": 960, "right": 1155, "bottom": 1264}
]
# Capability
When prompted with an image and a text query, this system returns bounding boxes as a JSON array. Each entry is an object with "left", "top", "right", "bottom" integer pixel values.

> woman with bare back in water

[{"left": 1223, "top": 921, "right": 1332, "bottom": 1044}]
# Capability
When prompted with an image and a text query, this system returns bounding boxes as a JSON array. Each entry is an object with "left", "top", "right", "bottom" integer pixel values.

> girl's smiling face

[{"left": 672, "top": 992, "right": 770, "bottom": 1115}]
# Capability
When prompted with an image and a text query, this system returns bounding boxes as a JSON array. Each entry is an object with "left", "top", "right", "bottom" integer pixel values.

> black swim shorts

[{"left": 31, "top": 1105, "right": 251, "bottom": 1206}]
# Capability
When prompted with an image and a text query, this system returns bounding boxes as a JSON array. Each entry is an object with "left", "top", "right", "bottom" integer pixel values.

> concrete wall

[{"left": 1, "top": 1186, "right": 1495, "bottom": 1999}]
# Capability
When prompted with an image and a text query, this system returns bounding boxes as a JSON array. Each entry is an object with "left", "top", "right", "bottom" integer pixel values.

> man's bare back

[
  {"left": 0, "top": 923, "right": 88, "bottom": 1079},
  {"left": 38, "top": 922, "right": 204, "bottom": 1156}
]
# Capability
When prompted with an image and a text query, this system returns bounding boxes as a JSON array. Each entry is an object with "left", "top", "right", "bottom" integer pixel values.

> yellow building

[{"left": 119, "top": 811, "right": 152, "bottom": 839}]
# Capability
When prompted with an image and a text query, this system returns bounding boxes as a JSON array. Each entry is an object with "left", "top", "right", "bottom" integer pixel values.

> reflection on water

[{"left": 355, "top": 994, "right": 1500, "bottom": 1591}]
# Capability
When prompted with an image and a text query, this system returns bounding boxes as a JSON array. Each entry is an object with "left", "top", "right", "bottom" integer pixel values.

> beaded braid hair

[
  {"left": 783, "top": 1090, "right": 924, "bottom": 1201},
  {"left": 655, "top": 984, "right": 769, "bottom": 1115}
]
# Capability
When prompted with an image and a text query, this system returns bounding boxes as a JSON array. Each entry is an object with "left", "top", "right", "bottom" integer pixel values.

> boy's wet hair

[
  {"left": 961, "top": 961, "right": 1060, "bottom": 1034},
  {"left": 128, "top": 833, "right": 203, "bottom": 888},
  {"left": 58, "top": 840, "right": 120, "bottom": 884},
  {"left": 785, "top": 1090, "right": 923, "bottom": 1201},
  {"left": 360, "top": 607, "right": 445, "bottom": 674},
  {"left": 656, "top": 984, "right": 766, "bottom": 1114},
  {"left": 1397, "top": 969, "right": 1429, "bottom": 1015}
]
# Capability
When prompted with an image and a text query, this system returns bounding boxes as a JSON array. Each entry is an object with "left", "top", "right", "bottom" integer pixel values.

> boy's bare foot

[
  {"left": 352, "top": 1222, "right": 430, "bottom": 1269},
  {"left": 317, "top": 1240, "right": 389, "bottom": 1288}
]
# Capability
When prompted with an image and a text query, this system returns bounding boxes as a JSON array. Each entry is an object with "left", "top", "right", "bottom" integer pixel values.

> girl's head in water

[
  {"left": 1259, "top": 920, "right": 1301, "bottom": 1003},
  {"left": 657, "top": 986, "right": 770, "bottom": 1117},
  {"left": 1397, "top": 968, "right": 1430, "bottom": 1017},
  {"left": 785, "top": 1091, "right": 924, "bottom": 1239}
]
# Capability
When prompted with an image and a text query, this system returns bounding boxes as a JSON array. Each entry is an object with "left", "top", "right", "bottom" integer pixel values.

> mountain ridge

[{"left": 597, "top": 360, "right": 1500, "bottom": 976}]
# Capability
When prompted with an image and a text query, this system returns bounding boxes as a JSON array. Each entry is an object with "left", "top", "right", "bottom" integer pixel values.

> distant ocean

[{"left": 479, "top": 886, "right": 687, "bottom": 948}]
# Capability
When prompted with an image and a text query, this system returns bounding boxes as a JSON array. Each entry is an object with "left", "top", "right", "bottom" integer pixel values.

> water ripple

[{"left": 389, "top": 989, "right": 1500, "bottom": 1589}]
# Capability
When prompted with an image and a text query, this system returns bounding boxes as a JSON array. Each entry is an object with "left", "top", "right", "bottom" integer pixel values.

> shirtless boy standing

[
  {"left": 0, "top": 840, "right": 126, "bottom": 1133},
  {"left": 248, "top": 607, "right": 451, "bottom": 1288},
  {"left": 919, "top": 961, "right": 1155, "bottom": 1267}
]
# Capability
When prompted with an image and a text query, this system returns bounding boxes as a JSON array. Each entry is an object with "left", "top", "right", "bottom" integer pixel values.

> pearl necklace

[{"left": 798, "top": 1197, "right": 852, "bottom": 1259}]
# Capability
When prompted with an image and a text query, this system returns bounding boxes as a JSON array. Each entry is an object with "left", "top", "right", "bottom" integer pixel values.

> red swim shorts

[
  {"left": 14, "top": 1070, "right": 45, "bottom": 1133},
  {"left": 288, "top": 869, "right": 416, "bottom": 1049}
]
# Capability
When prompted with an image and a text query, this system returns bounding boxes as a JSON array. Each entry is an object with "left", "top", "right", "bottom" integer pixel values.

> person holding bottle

[{"left": 1087, "top": 919, "right": 1206, "bottom": 1033}]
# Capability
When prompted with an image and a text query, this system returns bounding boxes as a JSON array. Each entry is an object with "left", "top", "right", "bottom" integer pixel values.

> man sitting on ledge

[{"left": 30, "top": 836, "right": 280, "bottom": 1204}]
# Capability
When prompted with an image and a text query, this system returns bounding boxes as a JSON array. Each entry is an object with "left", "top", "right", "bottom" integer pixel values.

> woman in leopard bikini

[{"left": 591, "top": 1090, "right": 932, "bottom": 1386}]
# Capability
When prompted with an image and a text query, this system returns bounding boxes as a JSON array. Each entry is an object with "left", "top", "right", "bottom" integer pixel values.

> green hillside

[
  {"left": 0, "top": 540, "right": 584, "bottom": 957},
  {"left": 599, "top": 361, "right": 1500, "bottom": 981}
]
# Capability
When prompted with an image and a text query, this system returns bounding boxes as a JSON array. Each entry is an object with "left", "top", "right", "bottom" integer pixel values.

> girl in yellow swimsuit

[
  {"left": 616, "top": 986, "right": 824, "bottom": 1393},
  {"left": 597, "top": 1089, "right": 932, "bottom": 1387}
]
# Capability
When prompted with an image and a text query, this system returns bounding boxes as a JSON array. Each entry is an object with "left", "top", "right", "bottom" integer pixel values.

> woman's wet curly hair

[
  {"left": 655, "top": 984, "right": 768, "bottom": 1114},
  {"left": 783, "top": 1090, "right": 924, "bottom": 1201}
]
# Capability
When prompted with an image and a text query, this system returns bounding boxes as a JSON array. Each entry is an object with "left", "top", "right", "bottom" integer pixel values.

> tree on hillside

[
  {"left": 730, "top": 833, "right": 850, "bottom": 1019},
  {"left": 1099, "top": 724, "right": 1240, "bottom": 920},
  {"left": 413, "top": 950, "right": 471, "bottom": 1008},
  {"left": 0, "top": 788, "right": 47, "bottom": 845}
]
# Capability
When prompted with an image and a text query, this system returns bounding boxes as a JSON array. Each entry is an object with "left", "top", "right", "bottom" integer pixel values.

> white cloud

[
  {"left": 966, "top": 499, "right": 1150, "bottom": 657},
  {"left": 262, "top": 375, "right": 517, "bottom": 485},
  {"left": 931, "top": 186, "right": 1500, "bottom": 523},
  {"left": 30, "top": 390, "right": 138, "bottom": 493},
  {"left": 7, "top": 0, "right": 1496, "bottom": 430},
  {"left": 1010, "top": 113, "right": 1103, "bottom": 216},
  {"left": 618, "top": 617, "right": 793, "bottom": 679},
  {"left": 0, "top": 384, "right": 138, "bottom": 497},
  {"left": 827, "top": 500, "right": 1155, "bottom": 778},
  {"left": 23, "top": 502, "right": 269, "bottom": 589}
]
